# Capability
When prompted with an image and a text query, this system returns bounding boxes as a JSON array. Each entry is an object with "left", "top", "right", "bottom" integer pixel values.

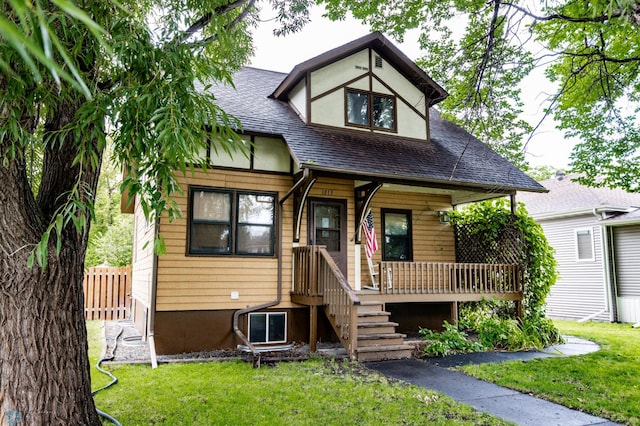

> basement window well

[{"left": 248, "top": 312, "right": 287, "bottom": 344}]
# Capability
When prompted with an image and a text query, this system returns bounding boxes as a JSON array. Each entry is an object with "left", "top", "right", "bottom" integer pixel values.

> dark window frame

[
  {"left": 381, "top": 208, "right": 413, "bottom": 261},
  {"left": 188, "top": 186, "right": 277, "bottom": 257},
  {"left": 345, "top": 88, "right": 397, "bottom": 132}
]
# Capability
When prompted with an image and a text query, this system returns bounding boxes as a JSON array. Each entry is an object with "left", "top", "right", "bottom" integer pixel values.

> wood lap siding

[
  {"left": 131, "top": 196, "right": 155, "bottom": 309},
  {"left": 363, "top": 190, "right": 454, "bottom": 275},
  {"left": 156, "top": 169, "right": 295, "bottom": 312}
]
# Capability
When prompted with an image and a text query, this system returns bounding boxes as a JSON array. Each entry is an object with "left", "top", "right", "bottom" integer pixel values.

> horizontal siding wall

[
  {"left": 131, "top": 197, "right": 155, "bottom": 309},
  {"left": 540, "top": 216, "right": 608, "bottom": 320},
  {"left": 156, "top": 169, "right": 294, "bottom": 311},
  {"left": 363, "top": 189, "right": 454, "bottom": 286},
  {"left": 612, "top": 225, "right": 640, "bottom": 323},
  {"left": 612, "top": 225, "right": 640, "bottom": 297}
]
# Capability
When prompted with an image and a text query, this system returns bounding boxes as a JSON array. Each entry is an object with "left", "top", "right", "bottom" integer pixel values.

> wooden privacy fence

[{"left": 83, "top": 266, "right": 131, "bottom": 320}]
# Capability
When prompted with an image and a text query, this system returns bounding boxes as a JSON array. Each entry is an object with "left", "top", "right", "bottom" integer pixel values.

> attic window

[
  {"left": 374, "top": 55, "right": 383, "bottom": 68},
  {"left": 346, "top": 89, "right": 396, "bottom": 131}
]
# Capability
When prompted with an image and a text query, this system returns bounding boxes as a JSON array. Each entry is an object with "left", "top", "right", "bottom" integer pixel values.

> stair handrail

[{"left": 316, "top": 247, "right": 360, "bottom": 359}]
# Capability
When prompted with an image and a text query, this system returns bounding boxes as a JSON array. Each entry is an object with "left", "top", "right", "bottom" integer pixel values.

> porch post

[
  {"left": 309, "top": 305, "right": 318, "bottom": 352},
  {"left": 354, "top": 244, "right": 361, "bottom": 291},
  {"left": 451, "top": 301, "right": 459, "bottom": 325}
]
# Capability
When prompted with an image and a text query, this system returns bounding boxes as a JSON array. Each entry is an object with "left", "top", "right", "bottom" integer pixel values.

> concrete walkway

[{"left": 367, "top": 337, "right": 621, "bottom": 426}]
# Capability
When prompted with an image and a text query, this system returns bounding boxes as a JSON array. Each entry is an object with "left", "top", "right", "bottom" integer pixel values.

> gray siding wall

[
  {"left": 539, "top": 215, "right": 608, "bottom": 320},
  {"left": 612, "top": 225, "right": 640, "bottom": 323}
]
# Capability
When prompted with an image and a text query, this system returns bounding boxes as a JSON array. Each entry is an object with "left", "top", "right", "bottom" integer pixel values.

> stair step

[
  {"left": 357, "top": 321, "right": 399, "bottom": 335},
  {"left": 356, "top": 344, "right": 414, "bottom": 362},
  {"left": 357, "top": 311, "right": 391, "bottom": 323},
  {"left": 357, "top": 301, "right": 385, "bottom": 313},
  {"left": 358, "top": 332, "right": 406, "bottom": 347}
]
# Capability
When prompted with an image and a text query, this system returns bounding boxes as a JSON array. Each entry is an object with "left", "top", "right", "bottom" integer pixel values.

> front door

[{"left": 309, "top": 199, "right": 347, "bottom": 274}]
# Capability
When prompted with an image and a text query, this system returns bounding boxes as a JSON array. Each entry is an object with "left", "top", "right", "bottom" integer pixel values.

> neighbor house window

[
  {"left": 382, "top": 209, "right": 412, "bottom": 261},
  {"left": 249, "top": 312, "right": 287, "bottom": 344},
  {"left": 346, "top": 89, "right": 395, "bottom": 131},
  {"left": 189, "top": 187, "right": 275, "bottom": 256},
  {"left": 575, "top": 228, "right": 594, "bottom": 261}
]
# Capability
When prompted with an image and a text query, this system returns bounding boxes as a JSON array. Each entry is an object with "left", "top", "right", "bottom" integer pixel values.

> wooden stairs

[{"left": 352, "top": 301, "right": 413, "bottom": 362}]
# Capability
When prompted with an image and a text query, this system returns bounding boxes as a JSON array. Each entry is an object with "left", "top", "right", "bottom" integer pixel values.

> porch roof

[{"left": 202, "top": 67, "right": 545, "bottom": 199}]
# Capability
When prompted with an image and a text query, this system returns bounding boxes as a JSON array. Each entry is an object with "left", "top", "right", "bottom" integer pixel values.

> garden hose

[{"left": 92, "top": 324, "right": 123, "bottom": 426}]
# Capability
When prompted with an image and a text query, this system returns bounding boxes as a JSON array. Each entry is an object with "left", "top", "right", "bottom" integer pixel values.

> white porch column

[{"left": 354, "top": 244, "right": 361, "bottom": 291}]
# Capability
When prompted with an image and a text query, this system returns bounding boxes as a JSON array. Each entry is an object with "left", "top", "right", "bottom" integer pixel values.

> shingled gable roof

[
  {"left": 271, "top": 31, "right": 448, "bottom": 106},
  {"left": 201, "top": 35, "right": 546, "bottom": 202},
  {"left": 518, "top": 173, "right": 640, "bottom": 217}
]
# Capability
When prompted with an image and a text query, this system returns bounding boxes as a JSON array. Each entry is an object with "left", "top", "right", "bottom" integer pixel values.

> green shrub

[{"left": 420, "top": 322, "right": 485, "bottom": 356}]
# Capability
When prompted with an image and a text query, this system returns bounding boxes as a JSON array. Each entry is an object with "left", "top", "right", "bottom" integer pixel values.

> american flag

[{"left": 362, "top": 210, "right": 378, "bottom": 259}]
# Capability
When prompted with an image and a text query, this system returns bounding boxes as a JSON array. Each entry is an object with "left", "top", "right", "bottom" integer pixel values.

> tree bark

[{"left": 0, "top": 100, "right": 102, "bottom": 424}]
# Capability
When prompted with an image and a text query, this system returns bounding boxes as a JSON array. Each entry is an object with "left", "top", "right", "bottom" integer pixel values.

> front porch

[{"left": 291, "top": 246, "right": 523, "bottom": 361}]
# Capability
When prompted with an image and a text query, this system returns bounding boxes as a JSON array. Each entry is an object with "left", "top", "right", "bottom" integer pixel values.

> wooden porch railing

[
  {"left": 292, "top": 246, "right": 360, "bottom": 358},
  {"left": 378, "top": 262, "right": 522, "bottom": 295}
]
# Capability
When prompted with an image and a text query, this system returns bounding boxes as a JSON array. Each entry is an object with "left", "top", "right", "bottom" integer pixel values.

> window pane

[
  {"left": 268, "top": 313, "right": 286, "bottom": 342},
  {"left": 191, "top": 223, "right": 230, "bottom": 253},
  {"left": 237, "top": 225, "right": 274, "bottom": 254},
  {"left": 373, "top": 95, "right": 394, "bottom": 129},
  {"left": 193, "top": 191, "right": 231, "bottom": 221},
  {"left": 347, "top": 91, "right": 369, "bottom": 125},
  {"left": 238, "top": 194, "right": 274, "bottom": 224},
  {"left": 384, "top": 235, "right": 410, "bottom": 260},
  {"left": 249, "top": 314, "right": 267, "bottom": 343},
  {"left": 385, "top": 213, "right": 408, "bottom": 236},
  {"left": 577, "top": 230, "right": 593, "bottom": 260}
]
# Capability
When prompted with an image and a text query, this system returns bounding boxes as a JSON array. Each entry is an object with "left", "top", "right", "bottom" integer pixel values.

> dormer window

[{"left": 346, "top": 89, "right": 396, "bottom": 131}]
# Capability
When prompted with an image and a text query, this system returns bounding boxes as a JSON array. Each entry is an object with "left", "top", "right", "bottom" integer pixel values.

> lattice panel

[{"left": 454, "top": 217, "right": 526, "bottom": 265}]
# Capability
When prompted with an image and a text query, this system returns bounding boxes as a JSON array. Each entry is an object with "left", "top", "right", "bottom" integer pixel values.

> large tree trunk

[{"left": 0, "top": 100, "right": 102, "bottom": 424}]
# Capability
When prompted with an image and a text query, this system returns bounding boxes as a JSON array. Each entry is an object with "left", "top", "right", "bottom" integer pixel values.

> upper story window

[
  {"left": 382, "top": 209, "right": 412, "bottom": 261},
  {"left": 189, "top": 187, "right": 276, "bottom": 256},
  {"left": 346, "top": 89, "right": 396, "bottom": 131}
]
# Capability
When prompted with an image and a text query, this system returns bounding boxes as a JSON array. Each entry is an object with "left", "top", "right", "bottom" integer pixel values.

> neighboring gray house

[{"left": 519, "top": 172, "right": 640, "bottom": 323}]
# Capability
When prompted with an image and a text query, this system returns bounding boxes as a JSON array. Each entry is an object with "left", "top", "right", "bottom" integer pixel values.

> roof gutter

[
  {"left": 302, "top": 163, "right": 543, "bottom": 195},
  {"left": 232, "top": 169, "right": 311, "bottom": 367}
]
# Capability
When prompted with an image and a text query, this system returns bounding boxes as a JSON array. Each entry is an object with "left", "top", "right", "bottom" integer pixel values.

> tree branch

[
  {"left": 178, "top": 0, "right": 251, "bottom": 44},
  {"left": 188, "top": 0, "right": 256, "bottom": 48},
  {"left": 502, "top": 1, "right": 628, "bottom": 23}
]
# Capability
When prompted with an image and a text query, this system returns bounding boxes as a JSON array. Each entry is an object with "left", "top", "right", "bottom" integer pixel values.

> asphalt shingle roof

[
  {"left": 202, "top": 66, "right": 544, "bottom": 195},
  {"left": 518, "top": 173, "right": 640, "bottom": 216}
]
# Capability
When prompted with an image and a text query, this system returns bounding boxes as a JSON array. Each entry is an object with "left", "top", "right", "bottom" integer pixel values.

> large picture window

[
  {"left": 189, "top": 187, "right": 275, "bottom": 256},
  {"left": 346, "top": 89, "right": 396, "bottom": 131},
  {"left": 382, "top": 209, "right": 412, "bottom": 261}
]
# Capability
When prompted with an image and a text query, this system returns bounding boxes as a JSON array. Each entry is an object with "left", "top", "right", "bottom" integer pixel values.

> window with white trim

[
  {"left": 575, "top": 228, "right": 594, "bottom": 261},
  {"left": 248, "top": 312, "right": 287, "bottom": 344},
  {"left": 189, "top": 187, "right": 276, "bottom": 256}
]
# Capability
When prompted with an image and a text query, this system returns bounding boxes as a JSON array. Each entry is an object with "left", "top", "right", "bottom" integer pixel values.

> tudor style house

[{"left": 127, "top": 32, "right": 545, "bottom": 363}]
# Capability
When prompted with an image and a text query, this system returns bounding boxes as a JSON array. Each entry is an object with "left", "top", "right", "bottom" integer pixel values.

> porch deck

[
  {"left": 290, "top": 246, "right": 523, "bottom": 361},
  {"left": 291, "top": 246, "right": 524, "bottom": 306}
]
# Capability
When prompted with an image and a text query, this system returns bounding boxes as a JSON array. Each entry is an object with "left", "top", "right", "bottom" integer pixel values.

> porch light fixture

[{"left": 437, "top": 211, "right": 451, "bottom": 224}]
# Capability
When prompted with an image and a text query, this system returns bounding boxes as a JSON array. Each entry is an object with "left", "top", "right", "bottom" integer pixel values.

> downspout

[
  {"left": 232, "top": 168, "right": 310, "bottom": 367},
  {"left": 148, "top": 219, "right": 159, "bottom": 368},
  {"left": 590, "top": 208, "right": 615, "bottom": 322}
]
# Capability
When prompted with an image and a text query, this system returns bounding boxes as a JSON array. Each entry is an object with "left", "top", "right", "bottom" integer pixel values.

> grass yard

[
  {"left": 86, "top": 322, "right": 507, "bottom": 425},
  {"left": 460, "top": 320, "right": 640, "bottom": 425}
]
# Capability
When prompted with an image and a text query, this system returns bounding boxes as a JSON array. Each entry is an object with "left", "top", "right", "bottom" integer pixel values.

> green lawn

[
  {"left": 87, "top": 321, "right": 508, "bottom": 425},
  {"left": 460, "top": 320, "right": 640, "bottom": 425}
]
